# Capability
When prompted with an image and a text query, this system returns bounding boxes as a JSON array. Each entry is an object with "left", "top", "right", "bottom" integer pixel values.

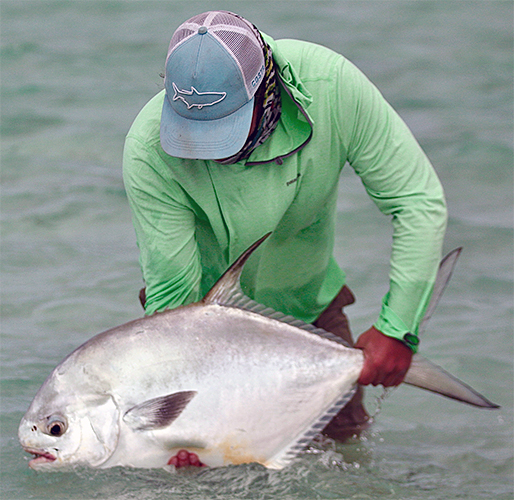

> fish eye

[{"left": 45, "top": 415, "right": 67, "bottom": 437}]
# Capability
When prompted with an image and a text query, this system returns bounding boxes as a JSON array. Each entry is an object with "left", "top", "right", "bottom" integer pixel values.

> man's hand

[
  {"left": 167, "top": 450, "right": 205, "bottom": 468},
  {"left": 354, "top": 326, "right": 413, "bottom": 387}
]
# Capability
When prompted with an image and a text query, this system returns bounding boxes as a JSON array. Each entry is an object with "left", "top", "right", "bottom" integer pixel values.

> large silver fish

[{"left": 18, "top": 234, "right": 499, "bottom": 471}]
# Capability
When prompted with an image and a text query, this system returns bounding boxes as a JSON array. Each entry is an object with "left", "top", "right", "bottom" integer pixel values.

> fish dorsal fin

[
  {"left": 223, "top": 289, "right": 352, "bottom": 348},
  {"left": 201, "top": 233, "right": 357, "bottom": 468},
  {"left": 123, "top": 391, "right": 197, "bottom": 431},
  {"left": 203, "top": 233, "right": 271, "bottom": 306},
  {"left": 419, "top": 247, "right": 462, "bottom": 336},
  {"left": 203, "top": 232, "right": 351, "bottom": 348}
]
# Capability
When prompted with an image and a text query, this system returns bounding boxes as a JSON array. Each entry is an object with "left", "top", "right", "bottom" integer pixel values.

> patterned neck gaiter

[{"left": 215, "top": 29, "right": 282, "bottom": 165}]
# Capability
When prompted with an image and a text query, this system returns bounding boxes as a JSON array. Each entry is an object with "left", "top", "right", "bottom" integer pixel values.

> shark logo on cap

[{"left": 172, "top": 82, "right": 227, "bottom": 110}]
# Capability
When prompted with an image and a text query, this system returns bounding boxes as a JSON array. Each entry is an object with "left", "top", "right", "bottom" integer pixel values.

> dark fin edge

[
  {"left": 123, "top": 391, "right": 197, "bottom": 431},
  {"left": 202, "top": 232, "right": 352, "bottom": 348},
  {"left": 419, "top": 247, "right": 462, "bottom": 336},
  {"left": 405, "top": 355, "right": 500, "bottom": 409},
  {"left": 224, "top": 289, "right": 353, "bottom": 348},
  {"left": 203, "top": 233, "right": 272, "bottom": 306},
  {"left": 265, "top": 386, "right": 358, "bottom": 469}
]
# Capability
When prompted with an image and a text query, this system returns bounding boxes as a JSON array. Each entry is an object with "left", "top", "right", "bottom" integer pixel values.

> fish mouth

[{"left": 23, "top": 448, "right": 57, "bottom": 468}]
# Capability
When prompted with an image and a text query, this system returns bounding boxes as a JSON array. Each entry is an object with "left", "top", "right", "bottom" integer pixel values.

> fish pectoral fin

[{"left": 123, "top": 390, "right": 197, "bottom": 431}]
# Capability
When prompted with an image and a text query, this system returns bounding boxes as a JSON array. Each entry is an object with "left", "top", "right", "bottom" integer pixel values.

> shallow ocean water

[{"left": 1, "top": 1, "right": 513, "bottom": 499}]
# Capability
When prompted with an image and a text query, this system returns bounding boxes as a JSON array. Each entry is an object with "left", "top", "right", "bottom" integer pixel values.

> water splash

[{"left": 367, "top": 387, "right": 396, "bottom": 425}]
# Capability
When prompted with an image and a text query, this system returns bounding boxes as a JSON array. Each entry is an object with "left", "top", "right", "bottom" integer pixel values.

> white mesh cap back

[{"left": 167, "top": 11, "right": 265, "bottom": 99}]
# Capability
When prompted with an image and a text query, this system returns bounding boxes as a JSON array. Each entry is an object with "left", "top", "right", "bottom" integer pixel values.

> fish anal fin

[
  {"left": 265, "top": 386, "right": 358, "bottom": 469},
  {"left": 123, "top": 391, "right": 197, "bottom": 431}
]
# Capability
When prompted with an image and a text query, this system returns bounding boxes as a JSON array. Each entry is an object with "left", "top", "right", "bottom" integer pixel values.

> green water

[{"left": 1, "top": 1, "right": 513, "bottom": 498}]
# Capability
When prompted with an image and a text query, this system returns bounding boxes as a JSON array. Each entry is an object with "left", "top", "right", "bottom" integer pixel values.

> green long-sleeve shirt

[{"left": 123, "top": 35, "right": 447, "bottom": 351}]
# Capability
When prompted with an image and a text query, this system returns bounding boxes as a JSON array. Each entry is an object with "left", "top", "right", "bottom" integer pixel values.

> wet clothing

[{"left": 123, "top": 34, "right": 447, "bottom": 349}]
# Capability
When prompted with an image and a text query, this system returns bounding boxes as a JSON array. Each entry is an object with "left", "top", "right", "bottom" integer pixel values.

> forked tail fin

[
  {"left": 418, "top": 248, "right": 462, "bottom": 336},
  {"left": 204, "top": 237, "right": 500, "bottom": 409},
  {"left": 403, "top": 247, "right": 499, "bottom": 409},
  {"left": 404, "top": 355, "right": 500, "bottom": 408}
]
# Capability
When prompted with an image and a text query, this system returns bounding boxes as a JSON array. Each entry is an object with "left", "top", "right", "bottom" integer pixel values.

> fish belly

[{"left": 100, "top": 304, "right": 363, "bottom": 469}]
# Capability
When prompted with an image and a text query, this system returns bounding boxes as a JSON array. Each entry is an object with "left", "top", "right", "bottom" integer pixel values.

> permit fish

[{"left": 18, "top": 234, "right": 499, "bottom": 471}]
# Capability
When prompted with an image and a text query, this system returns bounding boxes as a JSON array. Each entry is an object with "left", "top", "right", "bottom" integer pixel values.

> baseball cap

[{"left": 160, "top": 11, "right": 266, "bottom": 160}]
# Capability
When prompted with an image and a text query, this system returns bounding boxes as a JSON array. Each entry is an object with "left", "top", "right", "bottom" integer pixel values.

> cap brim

[{"left": 160, "top": 94, "right": 254, "bottom": 160}]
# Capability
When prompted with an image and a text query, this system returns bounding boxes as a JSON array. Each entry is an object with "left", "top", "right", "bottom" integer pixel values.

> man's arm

[
  {"left": 337, "top": 58, "right": 447, "bottom": 383},
  {"left": 123, "top": 136, "right": 202, "bottom": 314}
]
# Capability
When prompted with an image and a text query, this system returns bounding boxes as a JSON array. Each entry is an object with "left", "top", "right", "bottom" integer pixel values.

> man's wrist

[
  {"left": 375, "top": 296, "right": 421, "bottom": 353},
  {"left": 373, "top": 317, "right": 420, "bottom": 353},
  {"left": 400, "top": 332, "right": 420, "bottom": 352}
]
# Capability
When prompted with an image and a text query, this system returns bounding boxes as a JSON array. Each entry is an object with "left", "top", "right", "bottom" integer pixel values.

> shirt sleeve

[
  {"left": 122, "top": 135, "right": 202, "bottom": 315},
  {"left": 338, "top": 59, "right": 448, "bottom": 351}
]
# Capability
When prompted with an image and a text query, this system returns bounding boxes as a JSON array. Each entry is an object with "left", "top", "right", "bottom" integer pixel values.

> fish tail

[{"left": 404, "top": 355, "right": 500, "bottom": 409}]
